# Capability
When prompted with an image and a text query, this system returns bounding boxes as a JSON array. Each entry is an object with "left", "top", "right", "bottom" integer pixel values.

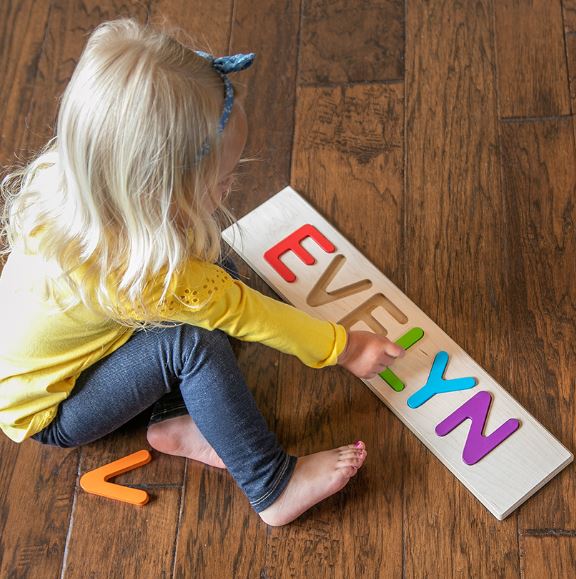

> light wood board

[{"left": 222, "top": 186, "right": 573, "bottom": 520}]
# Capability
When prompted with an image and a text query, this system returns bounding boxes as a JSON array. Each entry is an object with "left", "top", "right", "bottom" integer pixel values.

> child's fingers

[
  {"left": 377, "top": 355, "right": 398, "bottom": 371},
  {"left": 361, "top": 358, "right": 396, "bottom": 380},
  {"left": 339, "top": 331, "right": 406, "bottom": 380},
  {"left": 381, "top": 337, "right": 405, "bottom": 359},
  {"left": 372, "top": 342, "right": 405, "bottom": 375}
]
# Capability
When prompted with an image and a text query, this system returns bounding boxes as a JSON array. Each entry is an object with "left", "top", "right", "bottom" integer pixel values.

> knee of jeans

[
  {"left": 32, "top": 426, "right": 79, "bottom": 449},
  {"left": 178, "top": 325, "right": 231, "bottom": 368}
]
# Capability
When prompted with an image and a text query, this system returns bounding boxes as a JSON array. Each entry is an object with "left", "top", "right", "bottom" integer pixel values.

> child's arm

[
  {"left": 176, "top": 274, "right": 346, "bottom": 368},
  {"left": 144, "top": 262, "right": 404, "bottom": 373}
]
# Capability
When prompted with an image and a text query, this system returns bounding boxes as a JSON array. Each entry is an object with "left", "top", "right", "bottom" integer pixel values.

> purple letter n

[{"left": 435, "top": 391, "right": 521, "bottom": 465}]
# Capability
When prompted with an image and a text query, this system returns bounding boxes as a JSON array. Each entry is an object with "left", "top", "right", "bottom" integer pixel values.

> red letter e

[{"left": 264, "top": 224, "right": 336, "bottom": 282}]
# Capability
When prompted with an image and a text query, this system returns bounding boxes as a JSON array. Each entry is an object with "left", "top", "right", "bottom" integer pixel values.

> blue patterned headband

[{"left": 195, "top": 51, "right": 255, "bottom": 159}]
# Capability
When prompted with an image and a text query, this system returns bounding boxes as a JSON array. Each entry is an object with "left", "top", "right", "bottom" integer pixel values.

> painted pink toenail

[{"left": 354, "top": 440, "right": 363, "bottom": 448}]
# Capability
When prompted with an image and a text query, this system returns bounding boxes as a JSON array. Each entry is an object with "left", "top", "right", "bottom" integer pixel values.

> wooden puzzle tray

[{"left": 222, "top": 186, "right": 573, "bottom": 520}]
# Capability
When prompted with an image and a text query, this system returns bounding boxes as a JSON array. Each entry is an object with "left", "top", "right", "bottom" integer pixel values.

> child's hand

[{"left": 338, "top": 330, "right": 405, "bottom": 380}]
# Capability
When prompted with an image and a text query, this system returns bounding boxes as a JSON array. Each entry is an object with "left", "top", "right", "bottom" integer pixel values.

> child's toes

[
  {"left": 335, "top": 442, "right": 367, "bottom": 475},
  {"left": 342, "top": 442, "right": 367, "bottom": 453},
  {"left": 338, "top": 453, "right": 366, "bottom": 470},
  {"left": 337, "top": 449, "right": 362, "bottom": 465},
  {"left": 336, "top": 463, "right": 360, "bottom": 478},
  {"left": 338, "top": 449, "right": 359, "bottom": 460}
]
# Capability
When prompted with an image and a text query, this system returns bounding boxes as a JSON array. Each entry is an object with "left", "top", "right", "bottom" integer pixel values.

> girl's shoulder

[
  {"left": 171, "top": 258, "right": 233, "bottom": 292},
  {"left": 149, "top": 258, "right": 233, "bottom": 311}
]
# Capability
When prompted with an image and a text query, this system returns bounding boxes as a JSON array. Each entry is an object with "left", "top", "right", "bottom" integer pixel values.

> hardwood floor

[{"left": 1, "top": 1, "right": 574, "bottom": 577}]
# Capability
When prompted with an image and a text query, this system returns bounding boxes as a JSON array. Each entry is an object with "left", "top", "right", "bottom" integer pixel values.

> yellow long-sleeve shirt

[{"left": 0, "top": 245, "right": 347, "bottom": 443}]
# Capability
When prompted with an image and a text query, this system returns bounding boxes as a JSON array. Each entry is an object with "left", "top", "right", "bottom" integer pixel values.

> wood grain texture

[
  {"left": 174, "top": 465, "right": 267, "bottom": 578},
  {"left": 563, "top": 0, "right": 576, "bottom": 34},
  {"left": 404, "top": 0, "right": 520, "bottom": 574},
  {"left": 292, "top": 84, "right": 404, "bottom": 281},
  {"left": 63, "top": 487, "right": 181, "bottom": 578},
  {"left": 150, "top": 0, "right": 232, "bottom": 54},
  {"left": 0, "top": 443, "right": 78, "bottom": 578},
  {"left": 521, "top": 535, "right": 576, "bottom": 578},
  {"left": 566, "top": 32, "right": 576, "bottom": 115},
  {"left": 229, "top": 0, "right": 302, "bottom": 215},
  {"left": 299, "top": 0, "right": 404, "bottom": 85},
  {"left": 406, "top": 0, "right": 510, "bottom": 406},
  {"left": 0, "top": 0, "right": 52, "bottom": 163},
  {"left": 500, "top": 118, "right": 576, "bottom": 531},
  {"left": 494, "top": 0, "right": 571, "bottom": 118}
]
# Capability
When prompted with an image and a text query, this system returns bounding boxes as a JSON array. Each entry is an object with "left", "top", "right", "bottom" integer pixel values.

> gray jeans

[{"left": 32, "top": 324, "right": 296, "bottom": 512}]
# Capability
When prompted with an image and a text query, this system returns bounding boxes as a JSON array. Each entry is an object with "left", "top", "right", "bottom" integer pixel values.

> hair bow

[
  {"left": 194, "top": 51, "right": 255, "bottom": 160},
  {"left": 196, "top": 51, "right": 255, "bottom": 74}
]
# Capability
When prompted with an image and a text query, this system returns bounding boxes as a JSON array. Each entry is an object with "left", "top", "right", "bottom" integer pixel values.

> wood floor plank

[
  {"left": 174, "top": 465, "right": 267, "bottom": 578},
  {"left": 404, "top": 0, "right": 520, "bottom": 575},
  {"left": 291, "top": 84, "right": 404, "bottom": 281},
  {"left": 286, "top": 83, "right": 405, "bottom": 577},
  {"left": 0, "top": 443, "right": 78, "bottom": 578},
  {"left": 151, "top": 0, "right": 232, "bottom": 53},
  {"left": 494, "top": 0, "right": 570, "bottom": 118},
  {"left": 500, "top": 118, "right": 576, "bottom": 531},
  {"left": 266, "top": 364, "right": 404, "bottom": 578},
  {"left": 566, "top": 33, "right": 576, "bottom": 113},
  {"left": 299, "top": 0, "right": 404, "bottom": 85},
  {"left": 63, "top": 487, "right": 181, "bottom": 578},
  {"left": 0, "top": 437, "right": 19, "bottom": 506},
  {"left": 406, "top": 0, "right": 512, "bottom": 397},
  {"left": 229, "top": 0, "right": 302, "bottom": 215},
  {"left": 563, "top": 0, "right": 576, "bottom": 34},
  {"left": 0, "top": 0, "right": 52, "bottom": 163},
  {"left": 521, "top": 535, "right": 576, "bottom": 578}
]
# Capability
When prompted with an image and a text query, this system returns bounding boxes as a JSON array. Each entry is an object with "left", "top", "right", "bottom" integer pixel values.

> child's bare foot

[
  {"left": 259, "top": 441, "right": 367, "bottom": 527},
  {"left": 146, "top": 415, "right": 226, "bottom": 469}
]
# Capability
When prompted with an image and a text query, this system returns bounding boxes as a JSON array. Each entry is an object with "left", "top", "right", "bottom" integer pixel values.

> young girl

[{"left": 0, "top": 18, "right": 404, "bottom": 526}]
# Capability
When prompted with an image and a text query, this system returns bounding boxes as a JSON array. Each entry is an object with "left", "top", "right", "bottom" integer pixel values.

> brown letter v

[{"left": 306, "top": 254, "right": 372, "bottom": 307}]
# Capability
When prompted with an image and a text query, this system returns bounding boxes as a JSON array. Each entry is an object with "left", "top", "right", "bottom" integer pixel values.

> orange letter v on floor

[{"left": 80, "top": 449, "right": 152, "bottom": 506}]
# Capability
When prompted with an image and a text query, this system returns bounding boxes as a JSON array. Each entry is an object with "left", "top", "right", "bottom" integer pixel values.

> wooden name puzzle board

[{"left": 222, "top": 186, "right": 573, "bottom": 520}]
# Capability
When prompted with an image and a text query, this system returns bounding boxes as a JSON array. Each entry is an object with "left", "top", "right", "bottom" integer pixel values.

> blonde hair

[{"left": 1, "top": 18, "right": 237, "bottom": 327}]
